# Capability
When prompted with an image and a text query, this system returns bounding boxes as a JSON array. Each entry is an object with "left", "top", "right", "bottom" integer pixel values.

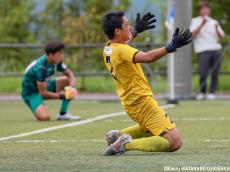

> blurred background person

[
  {"left": 190, "top": 1, "right": 225, "bottom": 100},
  {"left": 21, "top": 40, "right": 80, "bottom": 121}
]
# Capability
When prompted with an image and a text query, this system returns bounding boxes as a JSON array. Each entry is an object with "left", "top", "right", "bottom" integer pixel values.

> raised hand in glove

[
  {"left": 165, "top": 27, "right": 192, "bottom": 53},
  {"left": 59, "top": 86, "right": 77, "bottom": 100},
  {"left": 132, "top": 12, "right": 156, "bottom": 38}
]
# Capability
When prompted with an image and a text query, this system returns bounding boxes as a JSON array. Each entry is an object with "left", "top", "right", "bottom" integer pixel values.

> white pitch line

[
  {"left": 197, "top": 139, "right": 230, "bottom": 142},
  {"left": 0, "top": 112, "right": 125, "bottom": 141},
  {"left": 17, "top": 139, "right": 230, "bottom": 143},
  {"left": 0, "top": 104, "right": 175, "bottom": 141},
  {"left": 0, "top": 139, "right": 105, "bottom": 143},
  {"left": 178, "top": 117, "right": 230, "bottom": 121},
  {"left": 14, "top": 139, "right": 105, "bottom": 143},
  {"left": 3, "top": 139, "right": 230, "bottom": 143}
]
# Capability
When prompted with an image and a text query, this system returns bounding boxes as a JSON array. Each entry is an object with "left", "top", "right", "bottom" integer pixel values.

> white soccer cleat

[
  {"left": 196, "top": 93, "right": 205, "bottom": 100},
  {"left": 206, "top": 93, "right": 216, "bottom": 100},
  {"left": 56, "top": 113, "right": 81, "bottom": 120},
  {"left": 103, "top": 134, "right": 132, "bottom": 156},
  {"left": 105, "top": 130, "right": 121, "bottom": 146}
]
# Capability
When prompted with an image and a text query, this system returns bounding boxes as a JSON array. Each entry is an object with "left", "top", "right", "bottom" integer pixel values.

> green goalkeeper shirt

[{"left": 21, "top": 55, "right": 67, "bottom": 96}]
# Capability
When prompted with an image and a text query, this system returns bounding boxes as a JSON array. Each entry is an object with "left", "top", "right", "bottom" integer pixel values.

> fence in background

[{"left": 0, "top": 42, "right": 229, "bottom": 92}]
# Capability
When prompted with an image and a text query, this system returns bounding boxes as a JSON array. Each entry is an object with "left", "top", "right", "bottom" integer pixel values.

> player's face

[
  {"left": 117, "top": 16, "right": 132, "bottom": 41},
  {"left": 52, "top": 50, "right": 64, "bottom": 64}
]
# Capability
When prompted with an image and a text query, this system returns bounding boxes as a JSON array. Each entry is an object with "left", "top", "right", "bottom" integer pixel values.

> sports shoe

[
  {"left": 103, "top": 134, "right": 132, "bottom": 156},
  {"left": 56, "top": 113, "right": 81, "bottom": 120},
  {"left": 196, "top": 93, "right": 205, "bottom": 100},
  {"left": 206, "top": 93, "right": 216, "bottom": 100},
  {"left": 105, "top": 130, "right": 121, "bottom": 146}
]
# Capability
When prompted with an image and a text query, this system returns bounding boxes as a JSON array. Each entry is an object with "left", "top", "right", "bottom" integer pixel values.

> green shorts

[{"left": 22, "top": 79, "right": 56, "bottom": 113}]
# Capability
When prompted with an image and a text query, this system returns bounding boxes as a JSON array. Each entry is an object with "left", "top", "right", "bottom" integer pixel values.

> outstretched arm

[
  {"left": 134, "top": 28, "right": 192, "bottom": 63},
  {"left": 134, "top": 47, "right": 167, "bottom": 63}
]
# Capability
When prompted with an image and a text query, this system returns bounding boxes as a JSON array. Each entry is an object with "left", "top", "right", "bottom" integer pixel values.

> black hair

[
  {"left": 102, "top": 11, "right": 124, "bottom": 39},
  {"left": 44, "top": 40, "right": 65, "bottom": 55}
]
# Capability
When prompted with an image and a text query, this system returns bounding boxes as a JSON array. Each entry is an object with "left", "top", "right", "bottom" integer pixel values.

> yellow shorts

[{"left": 124, "top": 96, "right": 176, "bottom": 136}]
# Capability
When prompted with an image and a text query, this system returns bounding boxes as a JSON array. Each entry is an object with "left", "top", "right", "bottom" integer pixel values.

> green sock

[
  {"left": 60, "top": 100, "right": 70, "bottom": 115},
  {"left": 125, "top": 136, "right": 169, "bottom": 152}
]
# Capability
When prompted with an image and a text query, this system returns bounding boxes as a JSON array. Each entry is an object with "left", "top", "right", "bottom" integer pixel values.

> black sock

[{"left": 60, "top": 111, "right": 66, "bottom": 115}]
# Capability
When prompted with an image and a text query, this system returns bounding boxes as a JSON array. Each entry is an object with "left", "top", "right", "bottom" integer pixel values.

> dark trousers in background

[{"left": 197, "top": 50, "right": 221, "bottom": 94}]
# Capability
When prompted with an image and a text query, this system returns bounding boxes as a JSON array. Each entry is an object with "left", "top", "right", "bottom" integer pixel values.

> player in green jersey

[{"left": 21, "top": 40, "right": 80, "bottom": 121}]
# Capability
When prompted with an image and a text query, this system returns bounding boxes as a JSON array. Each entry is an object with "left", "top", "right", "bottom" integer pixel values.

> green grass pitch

[{"left": 0, "top": 100, "right": 230, "bottom": 172}]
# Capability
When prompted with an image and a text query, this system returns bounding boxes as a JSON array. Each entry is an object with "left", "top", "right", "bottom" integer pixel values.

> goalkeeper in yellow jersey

[
  {"left": 102, "top": 11, "right": 192, "bottom": 155},
  {"left": 21, "top": 40, "right": 80, "bottom": 121}
]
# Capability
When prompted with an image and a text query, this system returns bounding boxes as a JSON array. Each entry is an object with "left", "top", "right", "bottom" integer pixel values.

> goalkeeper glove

[
  {"left": 59, "top": 86, "right": 77, "bottom": 100},
  {"left": 165, "top": 27, "right": 192, "bottom": 53},
  {"left": 132, "top": 12, "right": 156, "bottom": 38}
]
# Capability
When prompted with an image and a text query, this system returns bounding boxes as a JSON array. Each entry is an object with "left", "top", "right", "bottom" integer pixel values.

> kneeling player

[
  {"left": 21, "top": 40, "right": 80, "bottom": 121},
  {"left": 102, "top": 11, "right": 192, "bottom": 155}
]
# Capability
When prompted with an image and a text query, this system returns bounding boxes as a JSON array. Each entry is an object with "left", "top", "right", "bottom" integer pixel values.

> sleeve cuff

[{"left": 132, "top": 50, "right": 140, "bottom": 63}]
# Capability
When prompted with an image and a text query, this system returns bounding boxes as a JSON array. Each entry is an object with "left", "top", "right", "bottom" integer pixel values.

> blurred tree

[
  {"left": 0, "top": 0, "right": 35, "bottom": 43},
  {"left": 0, "top": 0, "right": 130, "bottom": 73},
  {"left": 33, "top": 0, "right": 65, "bottom": 41},
  {"left": 63, "top": 0, "right": 129, "bottom": 44},
  {"left": 61, "top": 0, "right": 130, "bottom": 72},
  {"left": 2, "top": 0, "right": 228, "bottom": 73},
  {"left": 0, "top": 0, "right": 36, "bottom": 72},
  {"left": 60, "top": 0, "right": 130, "bottom": 90}
]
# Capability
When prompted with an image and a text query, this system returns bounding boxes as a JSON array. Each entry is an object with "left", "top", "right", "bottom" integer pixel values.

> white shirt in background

[{"left": 190, "top": 16, "right": 225, "bottom": 53}]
